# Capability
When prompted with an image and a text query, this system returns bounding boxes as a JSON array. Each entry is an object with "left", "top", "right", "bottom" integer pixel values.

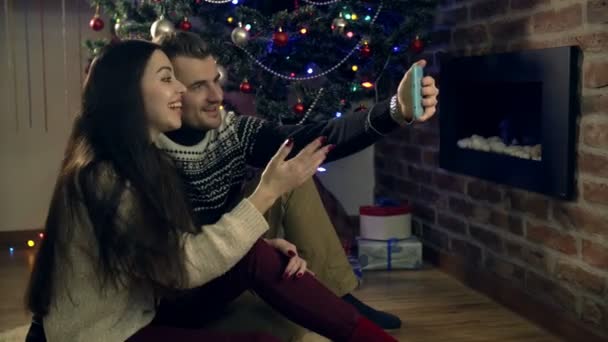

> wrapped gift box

[
  {"left": 359, "top": 205, "right": 412, "bottom": 240},
  {"left": 357, "top": 237, "right": 422, "bottom": 271}
]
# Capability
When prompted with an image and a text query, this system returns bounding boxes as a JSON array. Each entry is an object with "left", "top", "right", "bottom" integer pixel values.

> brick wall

[{"left": 374, "top": 0, "right": 608, "bottom": 335}]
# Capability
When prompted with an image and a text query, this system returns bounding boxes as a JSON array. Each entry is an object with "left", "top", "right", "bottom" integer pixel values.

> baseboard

[
  {"left": 424, "top": 246, "right": 608, "bottom": 342},
  {"left": 0, "top": 229, "right": 43, "bottom": 249}
]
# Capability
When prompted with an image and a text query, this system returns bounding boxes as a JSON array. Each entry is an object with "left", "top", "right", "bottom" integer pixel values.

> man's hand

[
  {"left": 397, "top": 59, "right": 439, "bottom": 122},
  {"left": 263, "top": 238, "right": 315, "bottom": 279}
]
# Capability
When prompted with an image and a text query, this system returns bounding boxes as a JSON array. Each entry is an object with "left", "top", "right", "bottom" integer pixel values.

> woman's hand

[
  {"left": 264, "top": 238, "right": 315, "bottom": 279},
  {"left": 248, "top": 137, "right": 332, "bottom": 214}
]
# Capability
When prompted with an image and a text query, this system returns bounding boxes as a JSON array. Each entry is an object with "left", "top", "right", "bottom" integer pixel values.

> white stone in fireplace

[{"left": 457, "top": 135, "right": 541, "bottom": 161}]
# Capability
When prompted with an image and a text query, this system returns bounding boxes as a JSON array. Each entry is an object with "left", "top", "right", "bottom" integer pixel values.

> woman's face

[{"left": 141, "top": 50, "right": 186, "bottom": 139}]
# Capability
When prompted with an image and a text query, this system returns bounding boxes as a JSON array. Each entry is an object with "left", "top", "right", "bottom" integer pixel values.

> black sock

[{"left": 342, "top": 293, "right": 402, "bottom": 330}]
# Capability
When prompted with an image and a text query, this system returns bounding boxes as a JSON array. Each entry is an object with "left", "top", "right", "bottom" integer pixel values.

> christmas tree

[{"left": 86, "top": 0, "right": 437, "bottom": 124}]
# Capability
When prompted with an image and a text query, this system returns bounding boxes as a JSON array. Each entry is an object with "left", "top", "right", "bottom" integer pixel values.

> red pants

[{"left": 128, "top": 239, "right": 361, "bottom": 341}]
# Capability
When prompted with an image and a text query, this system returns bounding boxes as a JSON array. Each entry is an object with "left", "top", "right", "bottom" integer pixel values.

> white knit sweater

[{"left": 43, "top": 172, "right": 269, "bottom": 341}]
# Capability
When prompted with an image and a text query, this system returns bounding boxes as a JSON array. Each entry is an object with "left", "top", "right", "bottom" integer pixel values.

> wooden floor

[{"left": 0, "top": 249, "right": 562, "bottom": 341}]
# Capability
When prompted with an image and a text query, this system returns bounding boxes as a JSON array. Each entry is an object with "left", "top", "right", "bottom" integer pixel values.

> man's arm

[
  {"left": 239, "top": 97, "right": 399, "bottom": 168},
  {"left": 238, "top": 59, "right": 439, "bottom": 168}
]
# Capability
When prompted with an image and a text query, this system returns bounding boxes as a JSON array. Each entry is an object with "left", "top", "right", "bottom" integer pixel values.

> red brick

[
  {"left": 582, "top": 93, "right": 608, "bottom": 115},
  {"left": 408, "top": 165, "right": 432, "bottom": 183},
  {"left": 511, "top": 0, "right": 550, "bottom": 10},
  {"left": 579, "top": 151, "right": 608, "bottom": 178},
  {"left": 418, "top": 185, "right": 441, "bottom": 203},
  {"left": 438, "top": 6, "right": 468, "bottom": 26},
  {"left": 382, "top": 158, "right": 406, "bottom": 177},
  {"left": 470, "top": 225, "right": 504, "bottom": 253},
  {"left": 555, "top": 261, "right": 606, "bottom": 295},
  {"left": 451, "top": 238, "right": 483, "bottom": 266},
  {"left": 449, "top": 197, "right": 474, "bottom": 217},
  {"left": 510, "top": 31, "right": 608, "bottom": 53},
  {"left": 583, "top": 180, "right": 608, "bottom": 206},
  {"left": 471, "top": 0, "right": 508, "bottom": 20},
  {"left": 468, "top": 44, "right": 510, "bottom": 56},
  {"left": 374, "top": 153, "right": 386, "bottom": 171},
  {"left": 489, "top": 17, "right": 532, "bottom": 41},
  {"left": 411, "top": 130, "right": 440, "bottom": 148},
  {"left": 422, "top": 224, "right": 449, "bottom": 250},
  {"left": 472, "top": 205, "right": 492, "bottom": 223},
  {"left": 588, "top": 0, "right": 608, "bottom": 24},
  {"left": 533, "top": 4, "right": 582, "bottom": 34},
  {"left": 376, "top": 172, "right": 396, "bottom": 190},
  {"left": 527, "top": 222, "right": 577, "bottom": 255},
  {"left": 553, "top": 204, "right": 608, "bottom": 239},
  {"left": 504, "top": 190, "right": 549, "bottom": 220},
  {"left": 453, "top": 24, "right": 488, "bottom": 46},
  {"left": 506, "top": 242, "right": 552, "bottom": 273},
  {"left": 433, "top": 172, "right": 466, "bottom": 194},
  {"left": 582, "top": 119, "right": 608, "bottom": 148},
  {"left": 485, "top": 255, "right": 525, "bottom": 287},
  {"left": 422, "top": 149, "right": 439, "bottom": 167},
  {"left": 583, "top": 240, "right": 608, "bottom": 270},
  {"left": 412, "top": 201, "right": 436, "bottom": 223},
  {"left": 488, "top": 210, "right": 524, "bottom": 236},
  {"left": 375, "top": 139, "right": 399, "bottom": 153},
  {"left": 584, "top": 59, "right": 608, "bottom": 88},
  {"left": 577, "top": 31, "right": 608, "bottom": 52},
  {"left": 395, "top": 178, "right": 419, "bottom": 196},
  {"left": 525, "top": 249, "right": 552, "bottom": 273},
  {"left": 401, "top": 145, "right": 422, "bottom": 164},
  {"left": 438, "top": 213, "right": 468, "bottom": 234},
  {"left": 526, "top": 271, "right": 578, "bottom": 313},
  {"left": 467, "top": 180, "right": 503, "bottom": 204},
  {"left": 582, "top": 299, "right": 607, "bottom": 328},
  {"left": 392, "top": 126, "right": 411, "bottom": 144}
]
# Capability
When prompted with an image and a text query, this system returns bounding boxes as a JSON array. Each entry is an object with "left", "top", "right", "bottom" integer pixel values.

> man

[{"left": 154, "top": 30, "right": 438, "bottom": 331}]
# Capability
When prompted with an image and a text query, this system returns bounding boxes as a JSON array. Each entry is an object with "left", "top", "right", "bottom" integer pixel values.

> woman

[{"left": 25, "top": 40, "right": 396, "bottom": 341}]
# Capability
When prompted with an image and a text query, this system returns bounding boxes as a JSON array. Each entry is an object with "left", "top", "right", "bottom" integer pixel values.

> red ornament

[
  {"left": 89, "top": 15, "right": 104, "bottom": 31},
  {"left": 240, "top": 80, "right": 252, "bottom": 93},
  {"left": 273, "top": 29, "right": 289, "bottom": 47},
  {"left": 195, "top": 0, "right": 203, "bottom": 4},
  {"left": 411, "top": 36, "right": 424, "bottom": 54},
  {"left": 293, "top": 102, "right": 306, "bottom": 115},
  {"left": 179, "top": 17, "right": 192, "bottom": 31},
  {"left": 360, "top": 44, "right": 372, "bottom": 58},
  {"left": 354, "top": 103, "right": 368, "bottom": 112}
]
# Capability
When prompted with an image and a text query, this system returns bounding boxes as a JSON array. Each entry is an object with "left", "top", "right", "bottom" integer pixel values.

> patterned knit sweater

[{"left": 157, "top": 98, "right": 397, "bottom": 226}]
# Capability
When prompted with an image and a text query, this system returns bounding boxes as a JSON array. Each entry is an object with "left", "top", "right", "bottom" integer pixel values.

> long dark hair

[{"left": 26, "top": 40, "right": 195, "bottom": 315}]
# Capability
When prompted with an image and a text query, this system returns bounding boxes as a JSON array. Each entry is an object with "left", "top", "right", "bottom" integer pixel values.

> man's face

[{"left": 171, "top": 56, "right": 224, "bottom": 131}]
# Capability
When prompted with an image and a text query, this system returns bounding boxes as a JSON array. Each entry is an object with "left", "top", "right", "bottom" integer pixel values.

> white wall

[
  {"left": 0, "top": 0, "right": 109, "bottom": 231},
  {"left": 315, "top": 98, "right": 377, "bottom": 216},
  {"left": 316, "top": 145, "right": 375, "bottom": 216}
]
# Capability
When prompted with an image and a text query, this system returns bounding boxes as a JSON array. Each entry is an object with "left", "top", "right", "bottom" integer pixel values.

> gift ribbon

[{"left": 386, "top": 238, "right": 398, "bottom": 271}]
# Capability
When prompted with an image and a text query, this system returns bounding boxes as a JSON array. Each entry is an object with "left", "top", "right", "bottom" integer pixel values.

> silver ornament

[
  {"left": 332, "top": 17, "right": 347, "bottom": 34},
  {"left": 217, "top": 64, "right": 228, "bottom": 85},
  {"left": 150, "top": 16, "right": 175, "bottom": 40},
  {"left": 231, "top": 26, "right": 249, "bottom": 46}
]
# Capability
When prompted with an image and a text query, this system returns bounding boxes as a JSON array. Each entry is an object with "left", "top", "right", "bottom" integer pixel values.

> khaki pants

[{"left": 262, "top": 178, "right": 359, "bottom": 296}]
